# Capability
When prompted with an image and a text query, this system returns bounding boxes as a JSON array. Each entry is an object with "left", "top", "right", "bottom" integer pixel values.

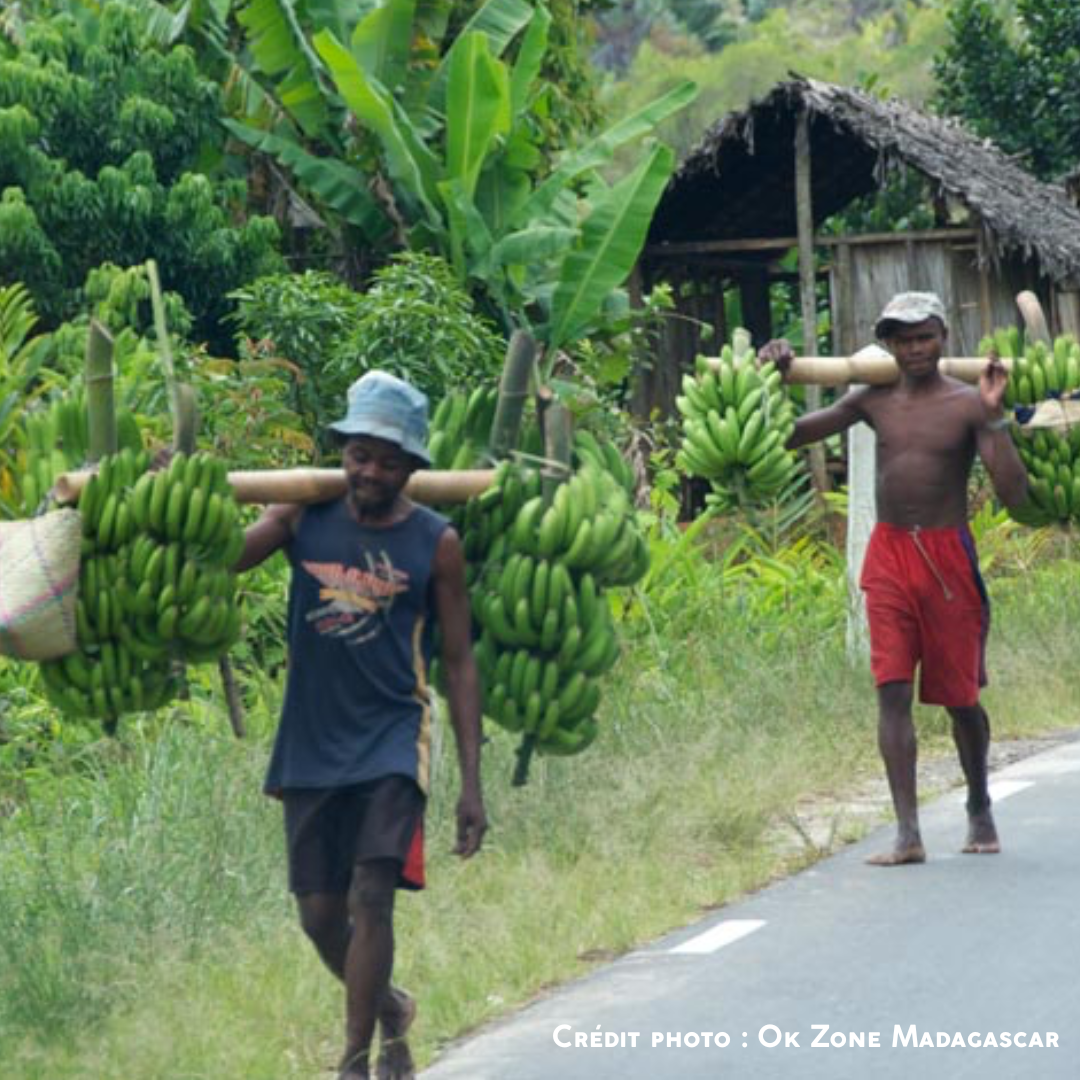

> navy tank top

[{"left": 264, "top": 498, "right": 449, "bottom": 796}]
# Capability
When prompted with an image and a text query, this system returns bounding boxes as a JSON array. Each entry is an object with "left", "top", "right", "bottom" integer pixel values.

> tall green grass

[{"left": 1, "top": 536, "right": 1078, "bottom": 1078}]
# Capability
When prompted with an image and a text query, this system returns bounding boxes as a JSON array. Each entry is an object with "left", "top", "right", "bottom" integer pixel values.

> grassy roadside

[{"left": 1, "top": 559, "right": 1078, "bottom": 1078}]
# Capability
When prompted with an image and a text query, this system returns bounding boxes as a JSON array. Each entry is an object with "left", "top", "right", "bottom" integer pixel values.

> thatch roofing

[{"left": 649, "top": 76, "right": 1080, "bottom": 287}]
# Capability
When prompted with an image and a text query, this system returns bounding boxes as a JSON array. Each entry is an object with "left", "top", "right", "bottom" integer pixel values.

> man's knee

[
  {"left": 877, "top": 680, "right": 914, "bottom": 718},
  {"left": 348, "top": 862, "right": 397, "bottom": 925},
  {"left": 297, "top": 893, "right": 348, "bottom": 947},
  {"left": 948, "top": 702, "right": 988, "bottom": 729}
]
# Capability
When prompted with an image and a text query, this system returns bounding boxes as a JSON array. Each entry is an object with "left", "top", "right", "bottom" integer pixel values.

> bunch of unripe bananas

[
  {"left": 987, "top": 329, "right": 1080, "bottom": 408},
  {"left": 1009, "top": 425, "right": 1080, "bottom": 526},
  {"left": 676, "top": 336, "right": 800, "bottom": 510},
  {"left": 428, "top": 386, "right": 501, "bottom": 471},
  {"left": 469, "top": 443, "right": 646, "bottom": 764},
  {"left": 427, "top": 388, "right": 648, "bottom": 774},
  {"left": 20, "top": 390, "right": 143, "bottom": 513},
  {"left": 36, "top": 447, "right": 245, "bottom": 728},
  {"left": 979, "top": 330, "right": 1080, "bottom": 527}
]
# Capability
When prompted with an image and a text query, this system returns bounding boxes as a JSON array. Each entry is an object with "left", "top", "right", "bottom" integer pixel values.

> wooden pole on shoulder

[
  {"left": 53, "top": 466, "right": 496, "bottom": 507},
  {"left": 700, "top": 352, "right": 999, "bottom": 386}
]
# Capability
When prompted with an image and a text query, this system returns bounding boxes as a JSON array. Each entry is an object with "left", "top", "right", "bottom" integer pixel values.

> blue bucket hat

[{"left": 328, "top": 371, "right": 431, "bottom": 465}]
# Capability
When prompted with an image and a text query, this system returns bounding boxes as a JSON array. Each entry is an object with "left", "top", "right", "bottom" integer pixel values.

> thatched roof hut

[
  {"left": 637, "top": 76, "right": 1080, "bottom": 421},
  {"left": 651, "top": 76, "right": 1080, "bottom": 285}
]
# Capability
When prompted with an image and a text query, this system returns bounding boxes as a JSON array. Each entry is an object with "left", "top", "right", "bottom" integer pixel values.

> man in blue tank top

[{"left": 238, "top": 371, "right": 487, "bottom": 1080}]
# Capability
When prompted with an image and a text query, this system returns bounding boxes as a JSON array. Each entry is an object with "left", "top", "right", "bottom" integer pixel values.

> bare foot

[
  {"left": 376, "top": 988, "right": 417, "bottom": 1080},
  {"left": 962, "top": 809, "right": 1000, "bottom": 854},
  {"left": 866, "top": 843, "right": 926, "bottom": 867}
]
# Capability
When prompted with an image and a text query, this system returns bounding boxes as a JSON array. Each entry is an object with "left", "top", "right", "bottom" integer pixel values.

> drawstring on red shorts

[{"left": 910, "top": 525, "right": 954, "bottom": 601}]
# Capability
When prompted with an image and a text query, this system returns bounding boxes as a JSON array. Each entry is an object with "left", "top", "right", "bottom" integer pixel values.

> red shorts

[{"left": 859, "top": 523, "right": 989, "bottom": 707}]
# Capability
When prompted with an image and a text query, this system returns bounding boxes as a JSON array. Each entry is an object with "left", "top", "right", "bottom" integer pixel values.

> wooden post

[{"left": 795, "top": 108, "right": 829, "bottom": 493}]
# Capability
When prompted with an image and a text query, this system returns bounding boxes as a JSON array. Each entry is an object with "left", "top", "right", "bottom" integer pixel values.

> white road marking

[
  {"left": 954, "top": 779, "right": 1033, "bottom": 804},
  {"left": 989, "top": 779, "right": 1034, "bottom": 801},
  {"left": 669, "top": 919, "right": 766, "bottom": 955}
]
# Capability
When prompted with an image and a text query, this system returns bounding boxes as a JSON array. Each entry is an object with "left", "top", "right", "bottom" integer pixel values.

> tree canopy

[{"left": 934, "top": 0, "right": 1080, "bottom": 181}]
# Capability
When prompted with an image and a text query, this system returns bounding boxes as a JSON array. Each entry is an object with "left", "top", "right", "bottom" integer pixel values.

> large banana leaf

[
  {"left": 426, "top": 0, "right": 533, "bottom": 116},
  {"left": 302, "top": 0, "right": 356, "bottom": 43},
  {"left": 223, "top": 120, "right": 391, "bottom": 243},
  {"left": 446, "top": 33, "right": 511, "bottom": 200},
  {"left": 475, "top": 149, "right": 532, "bottom": 235},
  {"left": 484, "top": 225, "right": 577, "bottom": 276},
  {"left": 546, "top": 143, "right": 675, "bottom": 353},
  {"left": 350, "top": 0, "right": 415, "bottom": 97},
  {"left": 237, "top": 0, "right": 334, "bottom": 137},
  {"left": 509, "top": 1, "right": 550, "bottom": 116},
  {"left": 314, "top": 29, "right": 443, "bottom": 232},
  {"left": 521, "top": 80, "right": 696, "bottom": 226},
  {"left": 438, "top": 178, "right": 493, "bottom": 283}
]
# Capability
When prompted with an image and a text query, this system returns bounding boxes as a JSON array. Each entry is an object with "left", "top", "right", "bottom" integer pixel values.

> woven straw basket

[{"left": 0, "top": 509, "right": 82, "bottom": 661}]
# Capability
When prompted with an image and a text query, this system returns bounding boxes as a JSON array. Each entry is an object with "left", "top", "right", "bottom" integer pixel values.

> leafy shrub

[
  {"left": 228, "top": 269, "right": 366, "bottom": 438},
  {"left": 233, "top": 255, "right": 506, "bottom": 444},
  {"left": 330, "top": 253, "right": 506, "bottom": 403}
]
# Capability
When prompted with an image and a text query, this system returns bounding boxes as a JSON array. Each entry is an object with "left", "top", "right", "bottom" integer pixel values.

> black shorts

[{"left": 282, "top": 775, "right": 426, "bottom": 895}]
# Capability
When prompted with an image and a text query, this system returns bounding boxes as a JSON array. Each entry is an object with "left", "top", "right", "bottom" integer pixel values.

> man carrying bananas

[
  {"left": 759, "top": 292, "right": 1028, "bottom": 867},
  {"left": 237, "top": 370, "right": 487, "bottom": 1080}
]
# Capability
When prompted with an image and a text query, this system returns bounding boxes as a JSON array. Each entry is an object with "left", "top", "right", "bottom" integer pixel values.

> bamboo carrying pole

[
  {"left": 53, "top": 466, "right": 496, "bottom": 507},
  {"left": 701, "top": 349, "right": 1005, "bottom": 387}
]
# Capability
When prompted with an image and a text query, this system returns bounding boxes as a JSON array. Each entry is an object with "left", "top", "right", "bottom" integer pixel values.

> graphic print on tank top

[{"left": 301, "top": 550, "right": 410, "bottom": 644}]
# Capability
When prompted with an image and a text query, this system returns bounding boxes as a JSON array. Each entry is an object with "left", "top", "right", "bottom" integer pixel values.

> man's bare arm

[
  {"left": 758, "top": 338, "right": 870, "bottom": 449},
  {"left": 431, "top": 527, "right": 487, "bottom": 858},
  {"left": 975, "top": 355, "right": 1028, "bottom": 509},
  {"left": 234, "top": 503, "right": 303, "bottom": 572},
  {"left": 786, "top": 391, "right": 869, "bottom": 450}
]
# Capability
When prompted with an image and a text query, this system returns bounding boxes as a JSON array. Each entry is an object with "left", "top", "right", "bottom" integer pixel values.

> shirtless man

[{"left": 759, "top": 292, "right": 1028, "bottom": 865}]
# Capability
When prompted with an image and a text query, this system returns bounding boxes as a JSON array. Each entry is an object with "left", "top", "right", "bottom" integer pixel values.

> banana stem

[
  {"left": 541, "top": 401, "right": 573, "bottom": 506},
  {"left": 85, "top": 320, "right": 117, "bottom": 463},
  {"left": 512, "top": 734, "right": 536, "bottom": 787},
  {"left": 490, "top": 330, "right": 538, "bottom": 458},
  {"left": 146, "top": 259, "right": 198, "bottom": 453}
]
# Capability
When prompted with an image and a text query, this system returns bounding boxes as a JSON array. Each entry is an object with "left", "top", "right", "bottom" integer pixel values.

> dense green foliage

[
  {"left": 934, "top": 0, "right": 1080, "bottom": 180},
  {"left": 226, "top": 1, "right": 693, "bottom": 359},
  {"left": 231, "top": 254, "right": 506, "bottom": 440},
  {"left": 0, "top": 5, "right": 282, "bottom": 351}
]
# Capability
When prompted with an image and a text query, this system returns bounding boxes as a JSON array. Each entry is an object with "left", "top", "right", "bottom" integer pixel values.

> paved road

[{"left": 425, "top": 739, "right": 1080, "bottom": 1079}]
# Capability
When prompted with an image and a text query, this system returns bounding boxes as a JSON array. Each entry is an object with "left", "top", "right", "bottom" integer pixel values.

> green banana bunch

[
  {"left": 20, "top": 390, "right": 142, "bottom": 514},
  {"left": 458, "top": 453, "right": 649, "bottom": 780},
  {"left": 1009, "top": 424, "right": 1080, "bottom": 527},
  {"left": 428, "top": 385, "right": 500, "bottom": 471},
  {"left": 987, "top": 331, "right": 1080, "bottom": 408},
  {"left": 978, "top": 331, "right": 1080, "bottom": 528},
  {"left": 37, "top": 448, "right": 245, "bottom": 730},
  {"left": 428, "top": 379, "right": 648, "bottom": 779},
  {"left": 473, "top": 544, "right": 614, "bottom": 764},
  {"left": 571, "top": 427, "right": 637, "bottom": 501},
  {"left": 458, "top": 457, "right": 543, "bottom": 571},
  {"left": 675, "top": 333, "right": 800, "bottom": 509}
]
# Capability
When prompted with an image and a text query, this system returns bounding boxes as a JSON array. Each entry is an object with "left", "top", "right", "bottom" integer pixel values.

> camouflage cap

[{"left": 874, "top": 291, "right": 948, "bottom": 339}]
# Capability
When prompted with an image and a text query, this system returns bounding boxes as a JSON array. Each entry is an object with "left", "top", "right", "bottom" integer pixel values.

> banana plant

[
  {"left": 0, "top": 283, "right": 57, "bottom": 518},
  {"left": 300, "top": 1, "right": 695, "bottom": 363}
]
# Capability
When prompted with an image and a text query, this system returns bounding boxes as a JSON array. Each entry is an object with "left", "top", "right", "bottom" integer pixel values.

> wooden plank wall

[{"left": 829, "top": 235, "right": 1048, "bottom": 354}]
